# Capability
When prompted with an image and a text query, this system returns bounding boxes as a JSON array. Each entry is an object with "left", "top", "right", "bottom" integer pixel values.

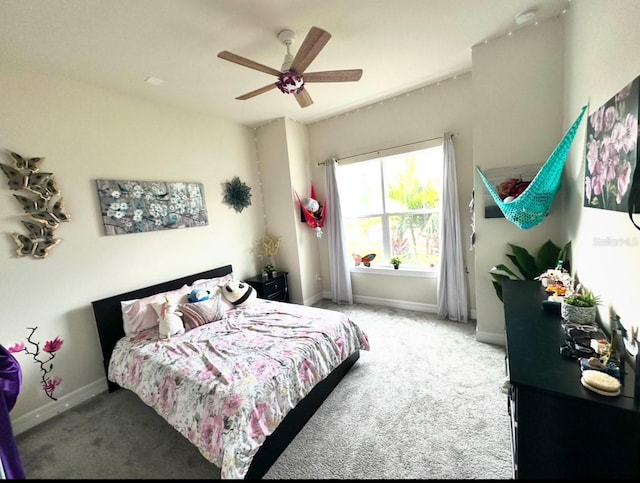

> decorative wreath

[{"left": 222, "top": 176, "right": 252, "bottom": 213}]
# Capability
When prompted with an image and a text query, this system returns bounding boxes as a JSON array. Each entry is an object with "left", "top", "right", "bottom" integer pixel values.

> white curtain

[
  {"left": 437, "top": 133, "right": 469, "bottom": 322},
  {"left": 324, "top": 158, "right": 353, "bottom": 304}
]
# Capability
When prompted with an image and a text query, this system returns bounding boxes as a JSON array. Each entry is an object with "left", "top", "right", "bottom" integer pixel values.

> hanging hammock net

[{"left": 476, "top": 105, "right": 587, "bottom": 230}]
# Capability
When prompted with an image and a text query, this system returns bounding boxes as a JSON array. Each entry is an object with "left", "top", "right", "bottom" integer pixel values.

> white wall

[
  {"left": 472, "top": 17, "right": 565, "bottom": 344},
  {"left": 0, "top": 61, "right": 263, "bottom": 424},
  {"left": 307, "top": 73, "right": 475, "bottom": 313},
  {"left": 254, "top": 118, "right": 322, "bottom": 305},
  {"left": 562, "top": 0, "right": 640, "bottom": 336},
  {"left": 283, "top": 119, "right": 324, "bottom": 306}
]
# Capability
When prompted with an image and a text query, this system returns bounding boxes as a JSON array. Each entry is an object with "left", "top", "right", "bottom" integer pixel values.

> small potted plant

[
  {"left": 390, "top": 256, "right": 402, "bottom": 269},
  {"left": 561, "top": 289, "right": 600, "bottom": 324},
  {"left": 262, "top": 263, "right": 276, "bottom": 279}
]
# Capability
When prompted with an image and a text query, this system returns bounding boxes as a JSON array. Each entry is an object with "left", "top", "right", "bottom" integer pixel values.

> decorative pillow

[
  {"left": 121, "top": 284, "right": 191, "bottom": 335},
  {"left": 180, "top": 295, "right": 226, "bottom": 331}
]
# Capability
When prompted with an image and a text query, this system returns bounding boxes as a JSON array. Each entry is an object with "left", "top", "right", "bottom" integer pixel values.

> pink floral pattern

[
  {"left": 108, "top": 300, "right": 369, "bottom": 479},
  {"left": 584, "top": 77, "right": 638, "bottom": 211}
]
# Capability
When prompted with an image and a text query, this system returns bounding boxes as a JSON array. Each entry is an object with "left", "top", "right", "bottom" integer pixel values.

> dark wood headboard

[{"left": 91, "top": 264, "right": 233, "bottom": 392}]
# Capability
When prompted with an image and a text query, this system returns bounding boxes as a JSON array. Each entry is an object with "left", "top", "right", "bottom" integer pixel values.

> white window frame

[{"left": 337, "top": 138, "right": 443, "bottom": 274}]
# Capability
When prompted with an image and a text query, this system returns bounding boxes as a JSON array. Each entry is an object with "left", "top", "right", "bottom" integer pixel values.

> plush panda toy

[{"left": 221, "top": 280, "right": 257, "bottom": 307}]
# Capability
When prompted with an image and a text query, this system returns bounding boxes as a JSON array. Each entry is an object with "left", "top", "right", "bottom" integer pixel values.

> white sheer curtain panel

[
  {"left": 324, "top": 158, "right": 353, "bottom": 304},
  {"left": 437, "top": 133, "right": 469, "bottom": 322}
]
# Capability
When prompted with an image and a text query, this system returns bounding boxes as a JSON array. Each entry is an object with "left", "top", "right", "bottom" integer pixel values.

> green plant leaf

[
  {"left": 489, "top": 239, "right": 573, "bottom": 304},
  {"left": 507, "top": 244, "right": 539, "bottom": 279},
  {"left": 536, "top": 239, "right": 561, "bottom": 272},
  {"left": 558, "top": 241, "right": 572, "bottom": 273},
  {"left": 490, "top": 272, "right": 512, "bottom": 283},
  {"left": 492, "top": 280, "right": 504, "bottom": 302},
  {"left": 490, "top": 264, "right": 522, "bottom": 280}
]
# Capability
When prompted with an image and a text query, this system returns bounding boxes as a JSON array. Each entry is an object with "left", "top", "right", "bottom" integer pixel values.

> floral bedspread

[{"left": 108, "top": 300, "right": 370, "bottom": 479}]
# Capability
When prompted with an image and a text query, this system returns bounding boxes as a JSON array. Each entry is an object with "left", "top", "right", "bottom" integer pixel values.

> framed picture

[
  {"left": 481, "top": 163, "right": 542, "bottom": 218},
  {"left": 96, "top": 179, "right": 208, "bottom": 236},
  {"left": 584, "top": 76, "right": 639, "bottom": 212}
]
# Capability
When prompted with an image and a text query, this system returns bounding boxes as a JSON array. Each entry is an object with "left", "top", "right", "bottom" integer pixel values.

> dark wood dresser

[
  {"left": 502, "top": 279, "right": 640, "bottom": 479},
  {"left": 245, "top": 271, "right": 289, "bottom": 302}
]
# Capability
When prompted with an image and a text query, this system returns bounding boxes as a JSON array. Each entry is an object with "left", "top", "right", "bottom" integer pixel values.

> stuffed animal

[
  {"left": 158, "top": 296, "right": 185, "bottom": 340},
  {"left": 188, "top": 288, "right": 211, "bottom": 303},
  {"left": 221, "top": 280, "right": 257, "bottom": 307}
]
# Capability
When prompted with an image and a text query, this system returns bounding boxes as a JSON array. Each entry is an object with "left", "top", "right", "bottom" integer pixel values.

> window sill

[{"left": 349, "top": 266, "right": 437, "bottom": 278}]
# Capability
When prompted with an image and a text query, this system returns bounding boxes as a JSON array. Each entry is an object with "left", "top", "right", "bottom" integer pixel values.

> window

[{"left": 337, "top": 142, "right": 443, "bottom": 271}]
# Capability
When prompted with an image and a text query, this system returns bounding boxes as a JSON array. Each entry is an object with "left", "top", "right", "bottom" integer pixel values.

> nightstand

[{"left": 245, "top": 272, "right": 289, "bottom": 302}]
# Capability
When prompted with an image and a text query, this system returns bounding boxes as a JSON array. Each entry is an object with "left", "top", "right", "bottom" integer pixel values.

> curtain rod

[{"left": 316, "top": 134, "right": 455, "bottom": 166}]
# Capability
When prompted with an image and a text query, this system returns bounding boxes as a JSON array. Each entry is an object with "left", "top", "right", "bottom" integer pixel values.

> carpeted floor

[{"left": 15, "top": 301, "right": 512, "bottom": 479}]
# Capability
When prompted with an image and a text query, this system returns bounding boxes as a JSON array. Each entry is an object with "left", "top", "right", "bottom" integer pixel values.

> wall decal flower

[
  {"left": 8, "top": 327, "right": 64, "bottom": 401},
  {"left": 222, "top": 176, "right": 252, "bottom": 213}
]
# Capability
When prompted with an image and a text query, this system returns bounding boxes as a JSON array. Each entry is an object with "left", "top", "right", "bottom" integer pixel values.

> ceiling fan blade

[
  {"left": 304, "top": 69, "right": 363, "bottom": 83},
  {"left": 236, "top": 83, "right": 277, "bottom": 100},
  {"left": 295, "top": 88, "right": 313, "bottom": 108},
  {"left": 290, "top": 26, "right": 331, "bottom": 74},
  {"left": 217, "top": 51, "right": 281, "bottom": 77}
]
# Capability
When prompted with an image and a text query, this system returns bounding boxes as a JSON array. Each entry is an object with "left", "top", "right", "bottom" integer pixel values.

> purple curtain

[{"left": 0, "top": 344, "right": 25, "bottom": 479}]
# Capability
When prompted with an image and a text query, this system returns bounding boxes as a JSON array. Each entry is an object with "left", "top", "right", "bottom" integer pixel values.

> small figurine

[{"left": 158, "top": 296, "right": 185, "bottom": 340}]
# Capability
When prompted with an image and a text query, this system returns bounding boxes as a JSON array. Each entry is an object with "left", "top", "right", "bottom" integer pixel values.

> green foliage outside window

[{"left": 340, "top": 146, "right": 443, "bottom": 269}]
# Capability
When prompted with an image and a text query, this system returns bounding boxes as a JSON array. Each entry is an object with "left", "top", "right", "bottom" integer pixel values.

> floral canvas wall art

[
  {"left": 584, "top": 76, "right": 639, "bottom": 212},
  {"left": 96, "top": 179, "right": 208, "bottom": 236}
]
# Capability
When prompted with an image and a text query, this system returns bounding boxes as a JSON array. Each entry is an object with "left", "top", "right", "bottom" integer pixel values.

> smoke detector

[{"left": 515, "top": 8, "right": 537, "bottom": 25}]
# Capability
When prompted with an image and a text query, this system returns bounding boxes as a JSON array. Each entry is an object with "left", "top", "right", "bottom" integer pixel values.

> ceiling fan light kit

[
  {"left": 276, "top": 72, "right": 304, "bottom": 95},
  {"left": 217, "top": 26, "right": 363, "bottom": 108}
]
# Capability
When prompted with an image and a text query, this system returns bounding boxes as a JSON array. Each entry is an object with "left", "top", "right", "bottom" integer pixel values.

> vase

[{"left": 560, "top": 302, "right": 596, "bottom": 324}]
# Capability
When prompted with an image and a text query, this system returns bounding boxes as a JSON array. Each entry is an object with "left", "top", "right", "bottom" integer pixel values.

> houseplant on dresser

[{"left": 561, "top": 290, "right": 599, "bottom": 324}]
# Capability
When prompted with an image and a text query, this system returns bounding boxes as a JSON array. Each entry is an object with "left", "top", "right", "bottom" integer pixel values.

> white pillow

[
  {"left": 121, "top": 284, "right": 190, "bottom": 336},
  {"left": 190, "top": 273, "right": 234, "bottom": 292}
]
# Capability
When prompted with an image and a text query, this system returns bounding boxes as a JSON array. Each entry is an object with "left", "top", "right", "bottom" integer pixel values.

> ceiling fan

[{"left": 217, "top": 26, "right": 363, "bottom": 108}]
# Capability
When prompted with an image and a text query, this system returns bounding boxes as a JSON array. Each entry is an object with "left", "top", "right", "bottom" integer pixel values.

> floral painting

[
  {"left": 584, "top": 76, "right": 639, "bottom": 212},
  {"left": 96, "top": 179, "right": 208, "bottom": 236}
]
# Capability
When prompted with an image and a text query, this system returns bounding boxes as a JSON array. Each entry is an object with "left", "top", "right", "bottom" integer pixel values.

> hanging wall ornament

[
  {"left": 0, "top": 150, "right": 70, "bottom": 259},
  {"left": 222, "top": 176, "right": 252, "bottom": 213},
  {"left": 295, "top": 184, "right": 326, "bottom": 238}
]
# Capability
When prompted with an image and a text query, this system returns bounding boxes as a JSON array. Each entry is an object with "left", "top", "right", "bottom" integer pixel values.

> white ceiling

[{"left": 0, "top": 0, "right": 570, "bottom": 128}]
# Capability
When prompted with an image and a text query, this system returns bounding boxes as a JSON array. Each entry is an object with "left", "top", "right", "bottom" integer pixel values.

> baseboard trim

[
  {"left": 321, "top": 291, "right": 477, "bottom": 319},
  {"left": 12, "top": 378, "right": 108, "bottom": 436},
  {"left": 475, "top": 330, "right": 506, "bottom": 346},
  {"left": 302, "top": 292, "right": 324, "bottom": 306}
]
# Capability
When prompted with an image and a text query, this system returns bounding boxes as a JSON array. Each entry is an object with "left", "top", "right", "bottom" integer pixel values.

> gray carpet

[{"left": 15, "top": 301, "right": 512, "bottom": 479}]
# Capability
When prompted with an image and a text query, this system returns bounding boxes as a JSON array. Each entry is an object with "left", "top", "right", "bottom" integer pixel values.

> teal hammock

[{"left": 476, "top": 105, "right": 588, "bottom": 230}]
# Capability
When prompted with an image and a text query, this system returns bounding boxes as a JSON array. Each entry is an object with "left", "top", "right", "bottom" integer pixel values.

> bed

[{"left": 91, "top": 264, "right": 369, "bottom": 479}]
